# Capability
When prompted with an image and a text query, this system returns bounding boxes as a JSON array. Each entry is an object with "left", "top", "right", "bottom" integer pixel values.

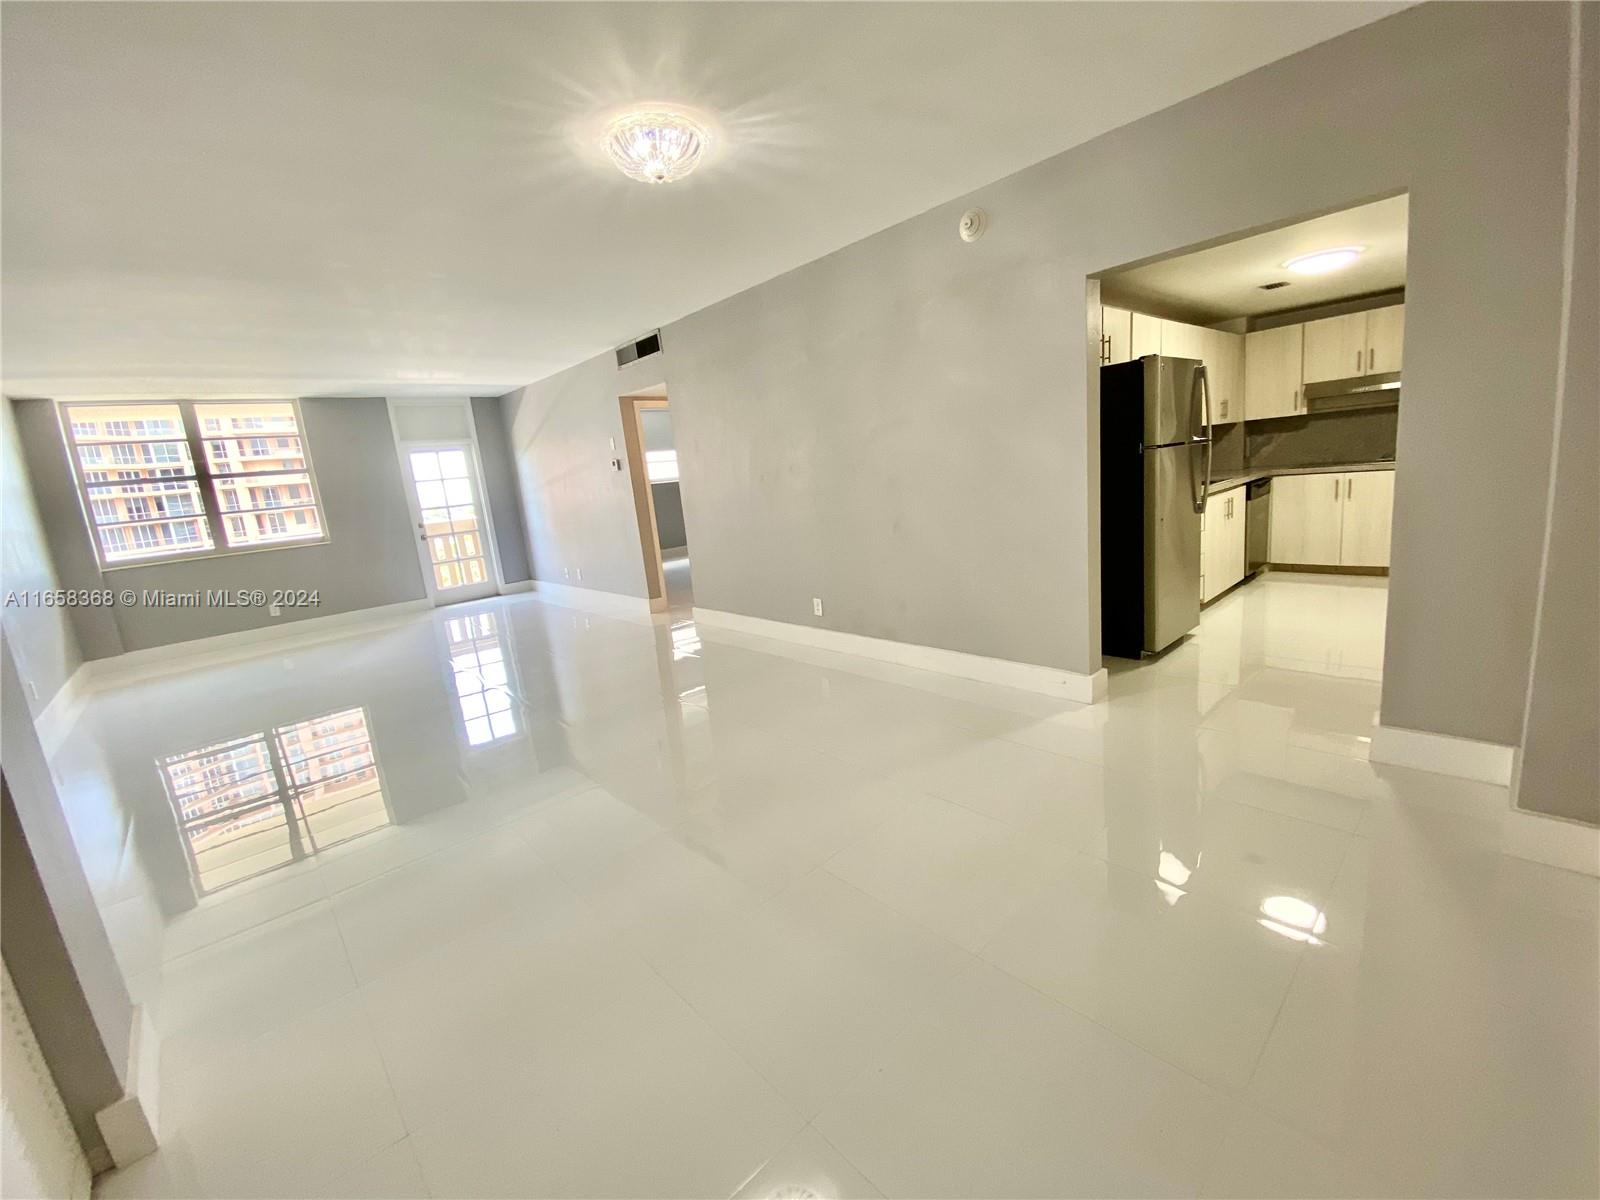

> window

[
  {"left": 645, "top": 448, "right": 679, "bottom": 483},
  {"left": 62, "top": 400, "right": 326, "bottom": 566}
]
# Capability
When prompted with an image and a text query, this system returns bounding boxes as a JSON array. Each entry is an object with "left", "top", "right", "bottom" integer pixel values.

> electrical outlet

[
  {"left": 812, "top": 597, "right": 824, "bottom": 617},
  {"left": 268, "top": 602, "right": 282, "bottom": 618},
  {"left": 563, "top": 566, "right": 570, "bottom": 580},
  {"left": 575, "top": 567, "right": 583, "bottom": 582}
]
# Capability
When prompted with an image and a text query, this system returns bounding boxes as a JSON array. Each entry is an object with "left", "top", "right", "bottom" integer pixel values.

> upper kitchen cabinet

[
  {"left": 1244, "top": 324, "right": 1304, "bottom": 420},
  {"left": 1159, "top": 319, "right": 1205, "bottom": 362},
  {"left": 1302, "top": 311, "right": 1369, "bottom": 383},
  {"left": 1302, "top": 304, "right": 1405, "bottom": 382},
  {"left": 1366, "top": 304, "right": 1405, "bottom": 373},
  {"left": 1201, "top": 327, "right": 1246, "bottom": 424},
  {"left": 1100, "top": 306, "right": 1133, "bottom": 365},
  {"left": 1130, "top": 312, "right": 1163, "bottom": 359}
]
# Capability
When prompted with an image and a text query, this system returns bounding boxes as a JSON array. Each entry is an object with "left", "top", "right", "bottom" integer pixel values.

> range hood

[{"left": 1302, "top": 371, "right": 1402, "bottom": 412}]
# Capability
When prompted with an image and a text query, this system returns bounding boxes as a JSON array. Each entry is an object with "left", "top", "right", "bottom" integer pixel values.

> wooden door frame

[{"left": 619, "top": 394, "right": 671, "bottom": 613}]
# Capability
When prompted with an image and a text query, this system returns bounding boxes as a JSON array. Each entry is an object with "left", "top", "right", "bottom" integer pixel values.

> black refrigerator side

[{"left": 1100, "top": 360, "right": 1146, "bottom": 660}]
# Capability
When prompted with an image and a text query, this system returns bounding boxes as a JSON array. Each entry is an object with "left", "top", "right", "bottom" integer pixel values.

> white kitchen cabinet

[
  {"left": 1338, "top": 470, "right": 1396, "bottom": 566},
  {"left": 1201, "top": 487, "right": 1248, "bottom": 603},
  {"left": 1160, "top": 319, "right": 1206, "bottom": 362},
  {"left": 1269, "top": 472, "right": 1346, "bottom": 565},
  {"left": 1202, "top": 327, "right": 1246, "bottom": 424},
  {"left": 1269, "top": 469, "right": 1395, "bottom": 567},
  {"left": 1101, "top": 306, "right": 1133, "bottom": 364},
  {"left": 1131, "top": 312, "right": 1163, "bottom": 358},
  {"left": 1302, "top": 304, "right": 1406, "bottom": 382},
  {"left": 1301, "top": 312, "right": 1370, "bottom": 384},
  {"left": 1366, "top": 304, "right": 1405, "bottom": 373},
  {"left": 1244, "top": 324, "right": 1304, "bottom": 420}
]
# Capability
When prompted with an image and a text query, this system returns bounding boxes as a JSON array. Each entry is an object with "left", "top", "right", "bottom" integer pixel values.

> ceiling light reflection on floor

[{"left": 1258, "top": 894, "right": 1328, "bottom": 944}]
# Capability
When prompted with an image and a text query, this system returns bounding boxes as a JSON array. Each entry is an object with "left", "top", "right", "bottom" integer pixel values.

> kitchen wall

[
  {"left": 1, "top": 399, "right": 82, "bottom": 712},
  {"left": 1245, "top": 406, "right": 1398, "bottom": 470},
  {"left": 11, "top": 396, "right": 427, "bottom": 657},
  {"left": 505, "top": 3, "right": 1579, "bottom": 747},
  {"left": 1515, "top": 0, "right": 1597, "bottom": 827}
]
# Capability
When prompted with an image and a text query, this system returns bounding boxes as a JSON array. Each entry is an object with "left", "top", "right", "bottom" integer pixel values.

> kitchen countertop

[{"left": 1208, "top": 460, "right": 1395, "bottom": 494}]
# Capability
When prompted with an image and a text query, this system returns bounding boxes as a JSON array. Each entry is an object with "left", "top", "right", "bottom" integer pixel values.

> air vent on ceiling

[
  {"left": 1258, "top": 281, "right": 1291, "bottom": 291},
  {"left": 616, "top": 330, "right": 662, "bottom": 368}
]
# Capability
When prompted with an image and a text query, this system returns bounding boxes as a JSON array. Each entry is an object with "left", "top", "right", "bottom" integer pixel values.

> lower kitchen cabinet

[
  {"left": 1268, "top": 470, "right": 1395, "bottom": 568},
  {"left": 1337, "top": 470, "right": 1396, "bottom": 566},
  {"left": 1201, "top": 488, "right": 1247, "bottom": 602}
]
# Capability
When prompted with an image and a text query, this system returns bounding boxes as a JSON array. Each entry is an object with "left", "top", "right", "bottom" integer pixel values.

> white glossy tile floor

[{"left": 50, "top": 572, "right": 1595, "bottom": 1199}]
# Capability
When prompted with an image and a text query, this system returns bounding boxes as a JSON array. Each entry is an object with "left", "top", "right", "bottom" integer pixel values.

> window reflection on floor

[
  {"left": 444, "top": 611, "right": 519, "bottom": 746},
  {"left": 159, "top": 706, "right": 389, "bottom": 895}
]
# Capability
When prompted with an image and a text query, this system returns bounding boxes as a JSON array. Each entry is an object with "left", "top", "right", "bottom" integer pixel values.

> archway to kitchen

[{"left": 1087, "top": 193, "right": 1407, "bottom": 755}]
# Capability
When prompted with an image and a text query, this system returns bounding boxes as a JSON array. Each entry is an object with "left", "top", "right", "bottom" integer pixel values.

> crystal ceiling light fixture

[
  {"left": 604, "top": 109, "right": 709, "bottom": 184},
  {"left": 1282, "top": 246, "right": 1366, "bottom": 275}
]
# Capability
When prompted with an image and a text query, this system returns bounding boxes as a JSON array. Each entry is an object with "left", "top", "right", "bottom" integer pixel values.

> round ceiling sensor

[
  {"left": 958, "top": 208, "right": 988, "bottom": 242},
  {"left": 604, "top": 109, "right": 709, "bottom": 184}
]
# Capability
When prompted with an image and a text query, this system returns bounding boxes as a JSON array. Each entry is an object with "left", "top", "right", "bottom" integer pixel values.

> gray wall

[
  {"left": 503, "top": 3, "right": 1578, "bottom": 749},
  {"left": 11, "top": 396, "right": 426, "bottom": 656},
  {"left": 1516, "top": 0, "right": 1597, "bottom": 825},
  {"left": 1, "top": 637, "right": 130, "bottom": 1163},
  {"left": 500, "top": 352, "right": 668, "bottom": 598},
  {"left": 651, "top": 483, "right": 687, "bottom": 552},
  {"left": 470, "top": 396, "right": 531, "bottom": 584},
  {"left": 1, "top": 399, "right": 82, "bottom": 711}
]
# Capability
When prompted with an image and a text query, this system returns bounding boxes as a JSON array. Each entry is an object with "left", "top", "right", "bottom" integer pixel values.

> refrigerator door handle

[{"left": 1192, "top": 364, "right": 1212, "bottom": 514}]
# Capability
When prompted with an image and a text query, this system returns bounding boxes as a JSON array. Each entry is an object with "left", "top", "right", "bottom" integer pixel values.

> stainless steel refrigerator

[{"left": 1100, "top": 355, "right": 1212, "bottom": 658}]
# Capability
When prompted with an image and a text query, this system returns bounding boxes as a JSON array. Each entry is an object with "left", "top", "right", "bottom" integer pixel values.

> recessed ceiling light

[
  {"left": 1282, "top": 246, "right": 1365, "bottom": 275},
  {"left": 604, "top": 109, "right": 709, "bottom": 184}
]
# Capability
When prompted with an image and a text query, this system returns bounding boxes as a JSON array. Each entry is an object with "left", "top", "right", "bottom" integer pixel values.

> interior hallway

[{"left": 62, "top": 573, "right": 1598, "bottom": 1199}]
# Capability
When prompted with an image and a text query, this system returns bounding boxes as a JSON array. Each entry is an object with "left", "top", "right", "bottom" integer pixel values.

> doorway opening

[
  {"left": 620, "top": 386, "right": 693, "bottom": 614},
  {"left": 1089, "top": 192, "right": 1407, "bottom": 690},
  {"left": 388, "top": 398, "right": 504, "bottom": 607}
]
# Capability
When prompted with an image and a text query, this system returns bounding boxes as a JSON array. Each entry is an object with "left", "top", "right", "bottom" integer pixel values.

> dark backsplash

[
  {"left": 1211, "top": 421, "right": 1247, "bottom": 475},
  {"left": 1244, "top": 405, "right": 1398, "bottom": 470}
]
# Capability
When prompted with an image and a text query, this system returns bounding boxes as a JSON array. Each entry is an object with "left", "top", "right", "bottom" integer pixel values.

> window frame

[{"left": 58, "top": 398, "right": 331, "bottom": 570}]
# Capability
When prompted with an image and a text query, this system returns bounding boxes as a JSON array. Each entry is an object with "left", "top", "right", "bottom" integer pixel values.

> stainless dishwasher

[{"left": 1246, "top": 478, "right": 1271, "bottom": 576}]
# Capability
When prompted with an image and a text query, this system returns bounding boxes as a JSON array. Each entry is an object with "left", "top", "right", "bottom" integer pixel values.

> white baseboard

[
  {"left": 1370, "top": 723, "right": 1516, "bottom": 785},
  {"left": 498, "top": 579, "right": 535, "bottom": 594},
  {"left": 84, "top": 599, "right": 433, "bottom": 691},
  {"left": 530, "top": 579, "right": 654, "bottom": 619},
  {"left": 1503, "top": 807, "right": 1600, "bottom": 877},
  {"left": 33, "top": 662, "right": 94, "bottom": 758},
  {"left": 692, "top": 607, "right": 1107, "bottom": 704},
  {"left": 95, "top": 1004, "right": 159, "bottom": 1169}
]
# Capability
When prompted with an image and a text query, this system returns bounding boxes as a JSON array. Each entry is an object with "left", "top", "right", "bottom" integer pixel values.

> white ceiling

[
  {"left": 1102, "top": 194, "right": 1409, "bottom": 322},
  {"left": 1, "top": 2, "right": 1407, "bottom": 398}
]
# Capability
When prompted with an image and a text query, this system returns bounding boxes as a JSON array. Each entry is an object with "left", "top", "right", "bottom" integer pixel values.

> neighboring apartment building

[{"left": 63, "top": 401, "right": 323, "bottom": 564}]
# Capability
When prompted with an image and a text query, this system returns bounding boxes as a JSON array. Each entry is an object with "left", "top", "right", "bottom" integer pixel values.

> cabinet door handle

[
  {"left": 1367, "top": 347, "right": 1375, "bottom": 371},
  {"left": 1356, "top": 350, "right": 1362, "bottom": 373},
  {"left": 1334, "top": 478, "right": 1340, "bottom": 500},
  {"left": 1347, "top": 477, "right": 1354, "bottom": 499}
]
